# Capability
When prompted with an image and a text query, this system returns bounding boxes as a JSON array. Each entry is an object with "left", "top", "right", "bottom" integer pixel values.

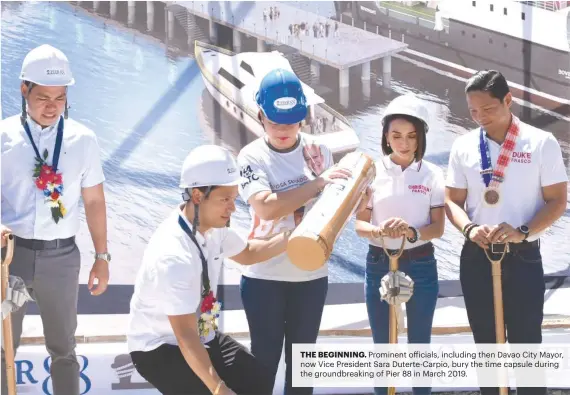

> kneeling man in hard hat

[{"left": 127, "top": 145, "right": 289, "bottom": 395}]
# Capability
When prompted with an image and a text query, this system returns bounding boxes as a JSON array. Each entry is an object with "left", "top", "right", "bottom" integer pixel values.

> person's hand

[
  {"left": 488, "top": 222, "right": 525, "bottom": 244},
  {"left": 356, "top": 186, "right": 373, "bottom": 213},
  {"left": 1, "top": 225, "right": 12, "bottom": 248},
  {"left": 379, "top": 218, "right": 409, "bottom": 239},
  {"left": 217, "top": 383, "right": 236, "bottom": 395},
  {"left": 317, "top": 165, "right": 352, "bottom": 187},
  {"left": 88, "top": 259, "right": 109, "bottom": 296},
  {"left": 468, "top": 225, "right": 492, "bottom": 249}
]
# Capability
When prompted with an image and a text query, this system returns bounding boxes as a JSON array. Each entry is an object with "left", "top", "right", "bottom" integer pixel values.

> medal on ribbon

[
  {"left": 478, "top": 116, "right": 520, "bottom": 207},
  {"left": 25, "top": 117, "right": 66, "bottom": 223}
]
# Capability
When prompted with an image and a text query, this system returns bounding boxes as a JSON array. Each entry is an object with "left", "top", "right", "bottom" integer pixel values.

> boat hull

[{"left": 341, "top": 1, "right": 570, "bottom": 110}]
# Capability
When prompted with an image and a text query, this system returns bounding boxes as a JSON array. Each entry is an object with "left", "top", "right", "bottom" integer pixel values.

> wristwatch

[
  {"left": 517, "top": 225, "right": 530, "bottom": 241},
  {"left": 407, "top": 227, "right": 419, "bottom": 243},
  {"left": 95, "top": 252, "right": 111, "bottom": 263}
]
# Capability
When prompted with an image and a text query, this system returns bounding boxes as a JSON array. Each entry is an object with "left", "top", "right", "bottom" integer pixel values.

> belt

[
  {"left": 14, "top": 236, "right": 75, "bottom": 251},
  {"left": 469, "top": 239, "right": 540, "bottom": 254},
  {"left": 370, "top": 242, "right": 434, "bottom": 260}
]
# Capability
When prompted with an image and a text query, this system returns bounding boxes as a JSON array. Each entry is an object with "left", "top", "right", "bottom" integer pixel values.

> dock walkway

[{"left": 167, "top": 0, "right": 408, "bottom": 70}]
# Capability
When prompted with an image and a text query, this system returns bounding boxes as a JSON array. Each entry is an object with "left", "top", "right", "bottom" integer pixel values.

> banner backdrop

[
  {"left": 12, "top": 343, "right": 157, "bottom": 395},
  {"left": 10, "top": 339, "right": 570, "bottom": 394}
]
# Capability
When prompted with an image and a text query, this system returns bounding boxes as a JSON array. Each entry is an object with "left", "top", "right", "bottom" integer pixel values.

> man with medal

[
  {"left": 444, "top": 70, "right": 568, "bottom": 395},
  {"left": 1, "top": 45, "right": 109, "bottom": 394}
]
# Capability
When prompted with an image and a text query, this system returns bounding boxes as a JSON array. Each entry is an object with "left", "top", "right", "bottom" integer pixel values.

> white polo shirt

[
  {"left": 127, "top": 207, "right": 247, "bottom": 353},
  {"left": 367, "top": 156, "right": 445, "bottom": 250},
  {"left": 237, "top": 133, "right": 334, "bottom": 282},
  {"left": 1, "top": 115, "right": 105, "bottom": 240},
  {"left": 446, "top": 121, "right": 568, "bottom": 241}
]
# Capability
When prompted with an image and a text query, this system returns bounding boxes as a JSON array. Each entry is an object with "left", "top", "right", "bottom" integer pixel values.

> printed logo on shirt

[
  {"left": 408, "top": 184, "right": 431, "bottom": 195},
  {"left": 240, "top": 164, "right": 259, "bottom": 188},
  {"left": 227, "top": 167, "right": 236, "bottom": 174},
  {"left": 511, "top": 152, "right": 532, "bottom": 164},
  {"left": 270, "top": 175, "right": 309, "bottom": 191}
]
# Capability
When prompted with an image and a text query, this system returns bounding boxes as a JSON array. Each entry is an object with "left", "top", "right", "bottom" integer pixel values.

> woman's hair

[
  {"left": 258, "top": 110, "right": 303, "bottom": 126},
  {"left": 381, "top": 114, "right": 427, "bottom": 161}
]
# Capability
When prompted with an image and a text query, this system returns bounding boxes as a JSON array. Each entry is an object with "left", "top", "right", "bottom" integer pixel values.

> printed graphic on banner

[
  {"left": 292, "top": 343, "right": 570, "bottom": 388},
  {"left": 16, "top": 355, "right": 91, "bottom": 394},
  {"left": 110, "top": 354, "right": 154, "bottom": 390}
]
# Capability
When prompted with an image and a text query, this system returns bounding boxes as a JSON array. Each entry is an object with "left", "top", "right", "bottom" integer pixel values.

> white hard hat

[
  {"left": 381, "top": 94, "right": 430, "bottom": 133},
  {"left": 19, "top": 44, "right": 75, "bottom": 86},
  {"left": 180, "top": 145, "right": 246, "bottom": 189}
]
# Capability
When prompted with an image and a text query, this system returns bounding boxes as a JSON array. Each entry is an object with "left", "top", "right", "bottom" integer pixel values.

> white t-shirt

[
  {"left": 237, "top": 133, "right": 334, "bottom": 282},
  {"left": 367, "top": 157, "right": 445, "bottom": 250},
  {"left": 1, "top": 115, "right": 105, "bottom": 240},
  {"left": 446, "top": 121, "right": 568, "bottom": 241},
  {"left": 127, "top": 207, "right": 247, "bottom": 353}
]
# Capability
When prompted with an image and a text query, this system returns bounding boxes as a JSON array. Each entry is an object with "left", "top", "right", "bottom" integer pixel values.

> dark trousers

[
  {"left": 240, "top": 276, "right": 328, "bottom": 395},
  {"left": 365, "top": 244, "right": 439, "bottom": 395},
  {"left": 460, "top": 240, "right": 547, "bottom": 395},
  {"left": 130, "top": 333, "right": 273, "bottom": 395}
]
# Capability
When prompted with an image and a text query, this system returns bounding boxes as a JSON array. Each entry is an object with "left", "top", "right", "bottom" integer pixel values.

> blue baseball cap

[{"left": 255, "top": 69, "right": 308, "bottom": 125}]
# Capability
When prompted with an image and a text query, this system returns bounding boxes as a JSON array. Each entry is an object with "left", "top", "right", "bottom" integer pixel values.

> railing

[
  {"left": 196, "top": 40, "right": 235, "bottom": 57},
  {"left": 519, "top": 1, "right": 569, "bottom": 11},
  {"left": 179, "top": 1, "right": 392, "bottom": 69},
  {"left": 320, "top": 103, "right": 351, "bottom": 128}
]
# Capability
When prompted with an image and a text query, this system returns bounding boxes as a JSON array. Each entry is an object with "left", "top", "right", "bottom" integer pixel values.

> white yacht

[{"left": 194, "top": 40, "right": 360, "bottom": 156}]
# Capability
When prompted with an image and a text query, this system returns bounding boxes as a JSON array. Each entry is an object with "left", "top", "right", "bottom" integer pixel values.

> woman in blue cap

[{"left": 237, "top": 68, "right": 351, "bottom": 394}]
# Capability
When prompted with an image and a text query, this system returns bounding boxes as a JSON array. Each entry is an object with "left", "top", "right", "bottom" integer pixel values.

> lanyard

[
  {"left": 478, "top": 116, "right": 519, "bottom": 190},
  {"left": 178, "top": 215, "right": 211, "bottom": 296},
  {"left": 478, "top": 128, "right": 494, "bottom": 188},
  {"left": 24, "top": 116, "right": 64, "bottom": 172}
]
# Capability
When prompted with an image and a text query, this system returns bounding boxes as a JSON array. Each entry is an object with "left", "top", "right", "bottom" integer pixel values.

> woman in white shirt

[
  {"left": 237, "top": 68, "right": 351, "bottom": 395},
  {"left": 355, "top": 94, "right": 446, "bottom": 395}
]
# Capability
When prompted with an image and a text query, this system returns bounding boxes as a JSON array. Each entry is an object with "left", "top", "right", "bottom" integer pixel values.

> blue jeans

[
  {"left": 240, "top": 276, "right": 328, "bottom": 395},
  {"left": 365, "top": 244, "right": 439, "bottom": 395}
]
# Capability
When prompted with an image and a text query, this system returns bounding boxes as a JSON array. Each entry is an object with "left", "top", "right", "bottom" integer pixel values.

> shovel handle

[
  {"left": 372, "top": 232, "right": 406, "bottom": 395},
  {"left": 484, "top": 245, "right": 508, "bottom": 394},
  {"left": 2, "top": 233, "right": 17, "bottom": 395},
  {"left": 2, "top": 233, "right": 14, "bottom": 267},
  {"left": 372, "top": 230, "right": 407, "bottom": 262}
]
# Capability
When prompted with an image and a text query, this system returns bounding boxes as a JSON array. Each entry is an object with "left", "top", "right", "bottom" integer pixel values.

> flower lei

[
  {"left": 33, "top": 149, "right": 66, "bottom": 223},
  {"left": 198, "top": 290, "right": 222, "bottom": 342}
]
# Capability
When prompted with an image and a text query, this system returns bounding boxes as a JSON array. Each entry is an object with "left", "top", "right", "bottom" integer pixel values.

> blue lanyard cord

[
  {"left": 178, "top": 215, "right": 211, "bottom": 296},
  {"left": 23, "top": 117, "right": 64, "bottom": 172},
  {"left": 478, "top": 128, "right": 494, "bottom": 187}
]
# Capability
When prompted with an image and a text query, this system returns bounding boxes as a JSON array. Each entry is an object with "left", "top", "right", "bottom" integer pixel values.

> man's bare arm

[
  {"left": 168, "top": 314, "right": 231, "bottom": 394},
  {"left": 230, "top": 230, "right": 292, "bottom": 265}
]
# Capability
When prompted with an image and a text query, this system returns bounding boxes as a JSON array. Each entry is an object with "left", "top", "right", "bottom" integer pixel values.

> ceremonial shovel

[
  {"left": 1, "top": 233, "right": 17, "bottom": 395},
  {"left": 373, "top": 231, "right": 409, "bottom": 395},
  {"left": 484, "top": 245, "right": 509, "bottom": 395}
]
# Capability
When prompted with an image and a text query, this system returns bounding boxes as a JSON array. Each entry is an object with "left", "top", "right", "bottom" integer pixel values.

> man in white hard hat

[
  {"left": 1, "top": 44, "right": 109, "bottom": 394},
  {"left": 127, "top": 145, "right": 290, "bottom": 395}
]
